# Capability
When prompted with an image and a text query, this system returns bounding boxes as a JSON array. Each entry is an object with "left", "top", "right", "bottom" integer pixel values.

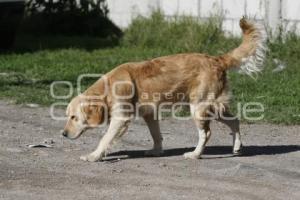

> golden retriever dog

[{"left": 62, "top": 17, "right": 266, "bottom": 162}]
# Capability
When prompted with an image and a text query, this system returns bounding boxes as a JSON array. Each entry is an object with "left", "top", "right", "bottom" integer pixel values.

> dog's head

[{"left": 62, "top": 95, "right": 106, "bottom": 139}]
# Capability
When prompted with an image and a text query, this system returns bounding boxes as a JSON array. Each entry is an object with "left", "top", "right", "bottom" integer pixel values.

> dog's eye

[{"left": 71, "top": 115, "right": 76, "bottom": 120}]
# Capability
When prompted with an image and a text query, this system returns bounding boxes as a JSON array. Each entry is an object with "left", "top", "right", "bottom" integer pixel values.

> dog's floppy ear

[{"left": 81, "top": 100, "right": 106, "bottom": 126}]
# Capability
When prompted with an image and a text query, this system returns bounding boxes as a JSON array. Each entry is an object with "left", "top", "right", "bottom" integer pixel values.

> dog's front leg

[
  {"left": 143, "top": 114, "right": 163, "bottom": 156},
  {"left": 80, "top": 117, "right": 130, "bottom": 162}
]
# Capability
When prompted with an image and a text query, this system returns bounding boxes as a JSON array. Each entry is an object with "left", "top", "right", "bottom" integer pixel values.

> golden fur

[{"left": 63, "top": 17, "right": 267, "bottom": 162}]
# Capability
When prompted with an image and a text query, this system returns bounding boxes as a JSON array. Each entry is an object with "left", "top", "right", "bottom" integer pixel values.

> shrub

[
  {"left": 21, "top": 0, "right": 122, "bottom": 38},
  {"left": 122, "top": 11, "right": 239, "bottom": 55}
]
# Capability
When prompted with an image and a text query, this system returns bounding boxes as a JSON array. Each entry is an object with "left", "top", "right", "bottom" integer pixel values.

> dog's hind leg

[
  {"left": 184, "top": 104, "right": 211, "bottom": 159},
  {"left": 143, "top": 113, "right": 163, "bottom": 156},
  {"left": 80, "top": 117, "right": 130, "bottom": 162},
  {"left": 217, "top": 112, "right": 242, "bottom": 155}
]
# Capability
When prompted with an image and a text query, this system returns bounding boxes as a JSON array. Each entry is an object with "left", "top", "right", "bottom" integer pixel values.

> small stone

[
  {"left": 159, "top": 163, "right": 167, "bottom": 167},
  {"left": 26, "top": 103, "right": 39, "bottom": 108},
  {"left": 43, "top": 139, "right": 55, "bottom": 144},
  {"left": 112, "top": 169, "right": 123, "bottom": 173}
]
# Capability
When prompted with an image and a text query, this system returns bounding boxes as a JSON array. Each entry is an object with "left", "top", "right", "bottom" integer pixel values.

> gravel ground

[{"left": 0, "top": 100, "right": 299, "bottom": 200}]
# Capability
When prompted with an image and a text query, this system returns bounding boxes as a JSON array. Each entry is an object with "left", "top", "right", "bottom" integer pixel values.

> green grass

[
  {"left": 0, "top": 47, "right": 171, "bottom": 104},
  {"left": 0, "top": 11, "right": 300, "bottom": 124}
]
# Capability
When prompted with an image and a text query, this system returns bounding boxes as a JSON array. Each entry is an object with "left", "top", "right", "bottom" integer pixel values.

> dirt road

[{"left": 0, "top": 100, "right": 299, "bottom": 200}]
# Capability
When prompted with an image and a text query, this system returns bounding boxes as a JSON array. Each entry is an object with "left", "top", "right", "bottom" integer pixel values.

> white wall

[
  {"left": 282, "top": 0, "right": 300, "bottom": 34},
  {"left": 106, "top": 0, "right": 159, "bottom": 28},
  {"left": 106, "top": 0, "right": 300, "bottom": 36}
]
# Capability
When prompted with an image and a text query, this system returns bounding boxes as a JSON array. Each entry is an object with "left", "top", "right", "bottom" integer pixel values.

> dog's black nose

[{"left": 62, "top": 130, "right": 68, "bottom": 137}]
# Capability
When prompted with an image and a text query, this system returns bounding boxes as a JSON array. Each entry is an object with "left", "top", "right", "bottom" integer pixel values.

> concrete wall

[{"left": 106, "top": 0, "right": 300, "bottom": 35}]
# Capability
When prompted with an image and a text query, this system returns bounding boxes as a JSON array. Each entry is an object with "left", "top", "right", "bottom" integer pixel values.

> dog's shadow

[{"left": 105, "top": 145, "right": 300, "bottom": 161}]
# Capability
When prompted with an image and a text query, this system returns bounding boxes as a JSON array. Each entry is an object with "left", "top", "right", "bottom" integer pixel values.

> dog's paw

[
  {"left": 80, "top": 153, "right": 102, "bottom": 162},
  {"left": 145, "top": 148, "right": 164, "bottom": 157},
  {"left": 183, "top": 152, "right": 200, "bottom": 159},
  {"left": 233, "top": 144, "right": 243, "bottom": 156}
]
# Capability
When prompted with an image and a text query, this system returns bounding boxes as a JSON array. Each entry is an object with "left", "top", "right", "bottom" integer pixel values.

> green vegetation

[{"left": 0, "top": 12, "right": 300, "bottom": 124}]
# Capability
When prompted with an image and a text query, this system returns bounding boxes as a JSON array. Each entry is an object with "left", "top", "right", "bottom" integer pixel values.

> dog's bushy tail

[{"left": 221, "top": 17, "right": 267, "bottom": 75}]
